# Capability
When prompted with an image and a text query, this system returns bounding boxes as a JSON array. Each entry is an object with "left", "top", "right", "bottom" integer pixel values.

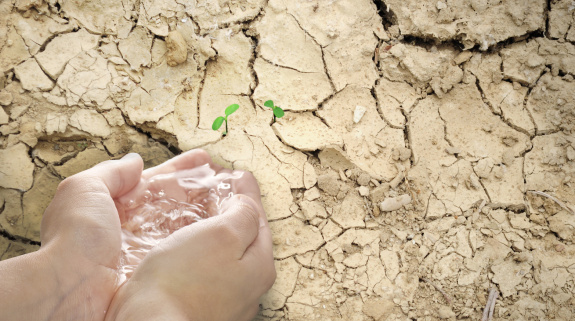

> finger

[
  {"left": 157, "top": 194, "right": 262, "bottom": 262},
  {"left": 142, "top": 149, "right": 213, "bottom": 179},
  {"left": 68, "top": 153, "right": 144, "bottom": 198},
  {"left": 234, "top": 173, "right": 265, "bottom": 216},
  {"left": 195, "top": 194, "right": 262, "bottom": 259},
  {"left": 220, "top": 172, "right": 267, "bottom": 226}
]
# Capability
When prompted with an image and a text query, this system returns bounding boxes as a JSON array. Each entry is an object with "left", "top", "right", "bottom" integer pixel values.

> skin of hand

[
  {"left": 0, "top": 152, "right": 144, "bottom": 321},
  {"left": 0, "top": 149, "right": 275, "bottom": 321},
  {"left": 104, "top": 151, "right": 276, "bottom": 321}
]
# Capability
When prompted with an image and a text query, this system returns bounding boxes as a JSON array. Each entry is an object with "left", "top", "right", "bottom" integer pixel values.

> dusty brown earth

[{"left": 1, "top": 0, "right": 575, "bottom": 320}]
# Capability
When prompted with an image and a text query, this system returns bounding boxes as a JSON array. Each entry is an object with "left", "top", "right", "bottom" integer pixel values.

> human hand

[
  {"left": 104, "top": 150, "right": 276, "bottom": 321},
  {"left": 0, "top": 152, "right": 144, "bottom": 321},
  {"left": 0, "top": 149, "right": 275, "bottom": 321}
]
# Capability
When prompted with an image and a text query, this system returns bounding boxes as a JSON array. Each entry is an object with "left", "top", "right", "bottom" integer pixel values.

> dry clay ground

[{"left": 1, "top": 0, "right": 575, "bottom": 320}]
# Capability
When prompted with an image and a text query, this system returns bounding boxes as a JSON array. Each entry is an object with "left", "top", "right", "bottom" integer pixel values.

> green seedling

[
  {"left": 264, "top": 100, "right": 284, "bottom": 124},
  {"left": 212, "top": 103, "right": 239, "bottom": 136}
]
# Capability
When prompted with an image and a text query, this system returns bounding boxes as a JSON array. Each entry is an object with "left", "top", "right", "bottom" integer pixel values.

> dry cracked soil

[{"left": 1, "top": 0, "right": 575, "bottom": 320}]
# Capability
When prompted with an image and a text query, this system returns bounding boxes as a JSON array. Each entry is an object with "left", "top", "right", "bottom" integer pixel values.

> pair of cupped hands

[{"left": 0, "top": 150, "right": 275, "bottom": 321}]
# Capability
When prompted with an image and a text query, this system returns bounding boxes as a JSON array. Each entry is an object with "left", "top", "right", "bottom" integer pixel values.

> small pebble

[
  {"left": 357, "top": 173, "right": 371, "bottom": 186},
  {"left": 353, "top": 105, "right": 367, "bottom": 123},
  {"left": 339, "top": 169, "right": 347, "bottom": 181},
  {"left": 380, "top": 194, "right": 412, "bottom": 212},
  {"left": 0, "top": 90, "right": 13, "bottom": 106},
  {"left": 372, "top": 206, "right": 381, "bottom": 217},
  {"left": 358, "top": 186, "right": 370, "bottom": 197}
]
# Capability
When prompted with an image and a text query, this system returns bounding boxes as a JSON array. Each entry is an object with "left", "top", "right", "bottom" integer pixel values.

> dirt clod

[{"left": 166, "top": 31, "right": 188, "bottom": 67}]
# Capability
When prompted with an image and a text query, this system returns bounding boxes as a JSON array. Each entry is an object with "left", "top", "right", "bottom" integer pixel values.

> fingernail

[
  {"left": 236, "top": 194, "right": 258, "bottom": 210},
  {"left": 121, "top": 153, "right": 140, "bottom": 161}
]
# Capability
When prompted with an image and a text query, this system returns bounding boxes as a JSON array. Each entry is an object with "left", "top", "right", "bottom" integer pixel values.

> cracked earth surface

[{"left": 1, "top": 0, "right": 575, "bottom": 320}]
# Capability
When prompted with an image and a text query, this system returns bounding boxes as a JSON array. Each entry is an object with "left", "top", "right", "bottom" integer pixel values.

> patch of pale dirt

[
  {"left": 1, "top": 0, "right": 575, "bottom": 320},
  {"left": 383, "top": 0, "right": 547, "bottom": 50}
]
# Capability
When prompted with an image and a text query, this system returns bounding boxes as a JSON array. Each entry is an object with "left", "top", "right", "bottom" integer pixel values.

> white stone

[
  {"left": 353, "top": 105, "right": 367, "bottom": 123},
  {"left": 358, "top": 186, "right": 370, "bottom": 197},
  {"left": 380, "top": 194, "right": 412, "bottom": 212}
]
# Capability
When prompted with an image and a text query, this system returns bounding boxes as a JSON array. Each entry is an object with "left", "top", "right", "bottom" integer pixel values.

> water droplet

[
  {"left": 158, "top": 190, "right": 165, "bottom": 198},
  {"left": 219, "top": 182, "right": 231, "bottom": 189}
]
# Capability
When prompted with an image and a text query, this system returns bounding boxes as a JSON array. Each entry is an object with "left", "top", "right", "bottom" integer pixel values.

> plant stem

[
  {"left": 273, "top": 114, "right": 276, "bottom": 124},
  {"left": 528, "top": 190, "right": 574, "bottom": 214},
  {"left": 224, "top": 118, "right": 228, "bottom": 136},
  {"left": 421, "top": 278, "right": 452, "bottom": 305}
]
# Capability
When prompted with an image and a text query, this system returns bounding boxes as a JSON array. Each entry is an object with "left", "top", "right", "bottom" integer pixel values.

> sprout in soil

[
  {"left": 264, "top": 100, "right": 284, "bottom": 124},
  {"left": 212, "top": 103, "right": 239, "bottom": 136}
]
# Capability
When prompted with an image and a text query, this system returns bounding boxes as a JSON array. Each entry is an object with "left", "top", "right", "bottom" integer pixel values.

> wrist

[
  {"left": 0, "top": 243, "right": 119, "bottom": 321},
  {"left": 0, "top": 248, "right": 61, "bottom": 321}
]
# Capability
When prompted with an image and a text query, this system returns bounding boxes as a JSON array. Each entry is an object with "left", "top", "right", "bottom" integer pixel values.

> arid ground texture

[{"left": 1, "top": 0, "right": 575, "bottom": 320}]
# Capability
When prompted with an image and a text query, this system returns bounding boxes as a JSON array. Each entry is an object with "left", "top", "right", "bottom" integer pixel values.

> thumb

[
  {"left": 44, "top": 152, "right": 143, "bottom": 209},
  {"left": 40, "top": 153, "right": 144, "bottom": 247},
  {"left": 155, "top": 194, "right": 262, "bottom": 264},
  {"left": 47, "top": 153, "right": 144, "bottom": 211},
  {"left": 87, "top": 153, "right": 144, "bottom": 198},
  {"left": 215, "top": 194, "right": 263, "bottom": 259}
]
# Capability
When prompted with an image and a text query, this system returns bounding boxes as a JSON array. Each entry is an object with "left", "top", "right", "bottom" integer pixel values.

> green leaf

[
  {"left": 212, "top": 116, "right": 225, "bottom": 130},
  {"left": 225, "top": 104, "right": 239, "bottom": 116},
  {"left": 264, "top": 100, "right": 274, "bottom": 108},
  {"left": 273, "top": 107, "right": 285, "bottom": 118}
]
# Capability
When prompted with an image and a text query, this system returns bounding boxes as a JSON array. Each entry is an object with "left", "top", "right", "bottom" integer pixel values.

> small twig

[
  {"left": 488, "top": 290, "right": 498, "bottom": 321},
  {"left": 421, "top": 278, "right": 452, "bottom": 305},
  {"left": 528, "top": 190, "right": 575, "bottom": 215},
  {"left": 481, "top": 288, "right": 499, "bottom": 321}
]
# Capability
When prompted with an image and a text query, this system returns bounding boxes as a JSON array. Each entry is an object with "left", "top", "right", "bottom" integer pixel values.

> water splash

[{"left": 116, "top": 164, "right": 243, "bottom": 284}]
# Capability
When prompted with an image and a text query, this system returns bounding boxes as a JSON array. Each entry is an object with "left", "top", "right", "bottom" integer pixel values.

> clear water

[{"left": 116, "top": 164, "right": 243, "bottom": 284}]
